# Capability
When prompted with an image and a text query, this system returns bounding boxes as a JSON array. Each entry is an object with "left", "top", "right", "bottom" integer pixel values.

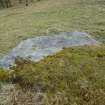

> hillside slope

[{"left": 0, "top": 0, "right": 105, "bottom": 56}]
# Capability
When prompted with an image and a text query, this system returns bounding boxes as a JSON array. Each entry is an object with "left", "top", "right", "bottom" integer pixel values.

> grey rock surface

[{"left": 0, "top": 32, "right": 98, "bottom": 69}]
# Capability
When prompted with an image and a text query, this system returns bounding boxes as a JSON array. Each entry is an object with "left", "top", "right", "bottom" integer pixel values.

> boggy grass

[{"left": 5, "top": 46, "right": 105, "bottom": 105}]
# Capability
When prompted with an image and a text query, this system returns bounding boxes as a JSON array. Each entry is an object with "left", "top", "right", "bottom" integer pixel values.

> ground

[
  {"left": 0, "top": 0, "right": 105, "bottom": 55},
  {"left": 0, "top": 0, "right": 105, "bottom": 105}
]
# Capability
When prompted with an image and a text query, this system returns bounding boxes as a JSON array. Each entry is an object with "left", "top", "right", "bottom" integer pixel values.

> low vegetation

[
  {"left": 0, "top": 69, "right": 9, "bottom": 81},
  {"left": 0, "top": 0, "right": 40, "bottom": 8},
  {"left": 0, "top": 46, "right": 104, "bottom": 104},
  {"left": 0, "top": 0, "right": 105, "bottom": 56},
  {"left": 0, "top": 0, "right": 105, "bottom": 104}
]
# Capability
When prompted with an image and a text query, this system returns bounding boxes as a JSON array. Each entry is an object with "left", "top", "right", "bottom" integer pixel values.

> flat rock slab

[{"left": 0, "top": 32, "right": 98, "bottom": 69}]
